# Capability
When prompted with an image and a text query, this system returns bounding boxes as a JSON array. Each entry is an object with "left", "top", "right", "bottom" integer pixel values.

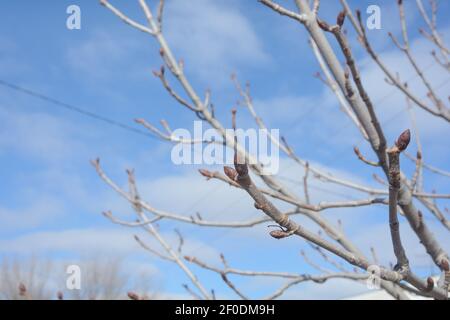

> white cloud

[
  {"left": 164, "top": 0, "right": 270, "bottom": 84},
  {"left": 0, "top": 225, "right": 221, "bottom": 267},
  {"left": 65, "top": 29, "right": 150, "bottom": 82},
  {"left": 0, "top": 228, "right": 138, "bottom": 255},
  {"left": 0, "top": 197, "right": 64, "bottom": 232},
  {"left": 0, "top": 106, "right": 89, "bottom": 163}
]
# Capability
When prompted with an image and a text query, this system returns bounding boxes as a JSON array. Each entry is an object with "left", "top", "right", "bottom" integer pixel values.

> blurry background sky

[{"left": 0, "top": 0, "right": 449, "bottom": 299}]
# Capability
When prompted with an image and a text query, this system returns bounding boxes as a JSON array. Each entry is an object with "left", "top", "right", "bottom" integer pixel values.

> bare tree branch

[{"left": 95, "top": 0, "right": 450, "bottom": 300}]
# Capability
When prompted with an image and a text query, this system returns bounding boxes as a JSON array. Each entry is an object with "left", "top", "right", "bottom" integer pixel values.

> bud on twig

[
  {"left": 337, "top": 11, "right": 346, "bottom": 27},
  {"left": 223, "top": 166, "right": 238, "bottom": 181},
  {"left": 269, "top": 230, "right": 289, "bottom": 239},
  {"left": 127, "top": 291, "right": 141, "bottom": 300},
  {"left": 198, "top": 169, "right": 213, "bottom": 179},
  {"left": 316, "top": 18, "right": 330, "bottom": 31},
  {"left": 395, "top": 129, "right": 410, "bottom": 151}
]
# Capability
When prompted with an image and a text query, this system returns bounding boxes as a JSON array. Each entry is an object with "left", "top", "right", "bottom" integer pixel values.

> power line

[{"left": 0, "top": 79, "right": 159, "bottom": 140}]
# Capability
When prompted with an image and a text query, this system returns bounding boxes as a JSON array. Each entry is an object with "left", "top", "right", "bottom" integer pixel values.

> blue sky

[{"left": 0, "top": 0, "right": 449, "bottom": 299}]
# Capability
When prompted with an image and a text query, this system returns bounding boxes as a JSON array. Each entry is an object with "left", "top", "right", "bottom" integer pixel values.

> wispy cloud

[
  {"left": 0, "top": 106, "right": 90, "bottom": 163},
  {"left": 65, "top": 29, "right": 150, "bottom": 81},
  {"left": 0, "top": 197, "right": 64, "bottom": 233},
  {"left": 164, "top": 0, "right": 270, "bottom": 85}
]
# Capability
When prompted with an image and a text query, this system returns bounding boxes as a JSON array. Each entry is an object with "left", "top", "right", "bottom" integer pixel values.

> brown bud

[
  {"left": 316, "top": 18, "right": 330, "bottom": 31},
  {"left": 127, "top": 291, "right": 140, "bottom": 300},
  {"left": 198, "top": 168, "right": 213, "bottom": 179},
  {"left": 223, "top": 166, "right": 238, "bottom": 181},
  {"left": 395, "top": 129, "right": 410, "bottom": 151},
  {"left": 57, "top": 291, "right": 64, "bottom": 300},
  {"left": 269, "top": 230, "right": 288, "bottom": 239},
  {"left": 337, "top": 11, "right": 346, "bottom": 27}
]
